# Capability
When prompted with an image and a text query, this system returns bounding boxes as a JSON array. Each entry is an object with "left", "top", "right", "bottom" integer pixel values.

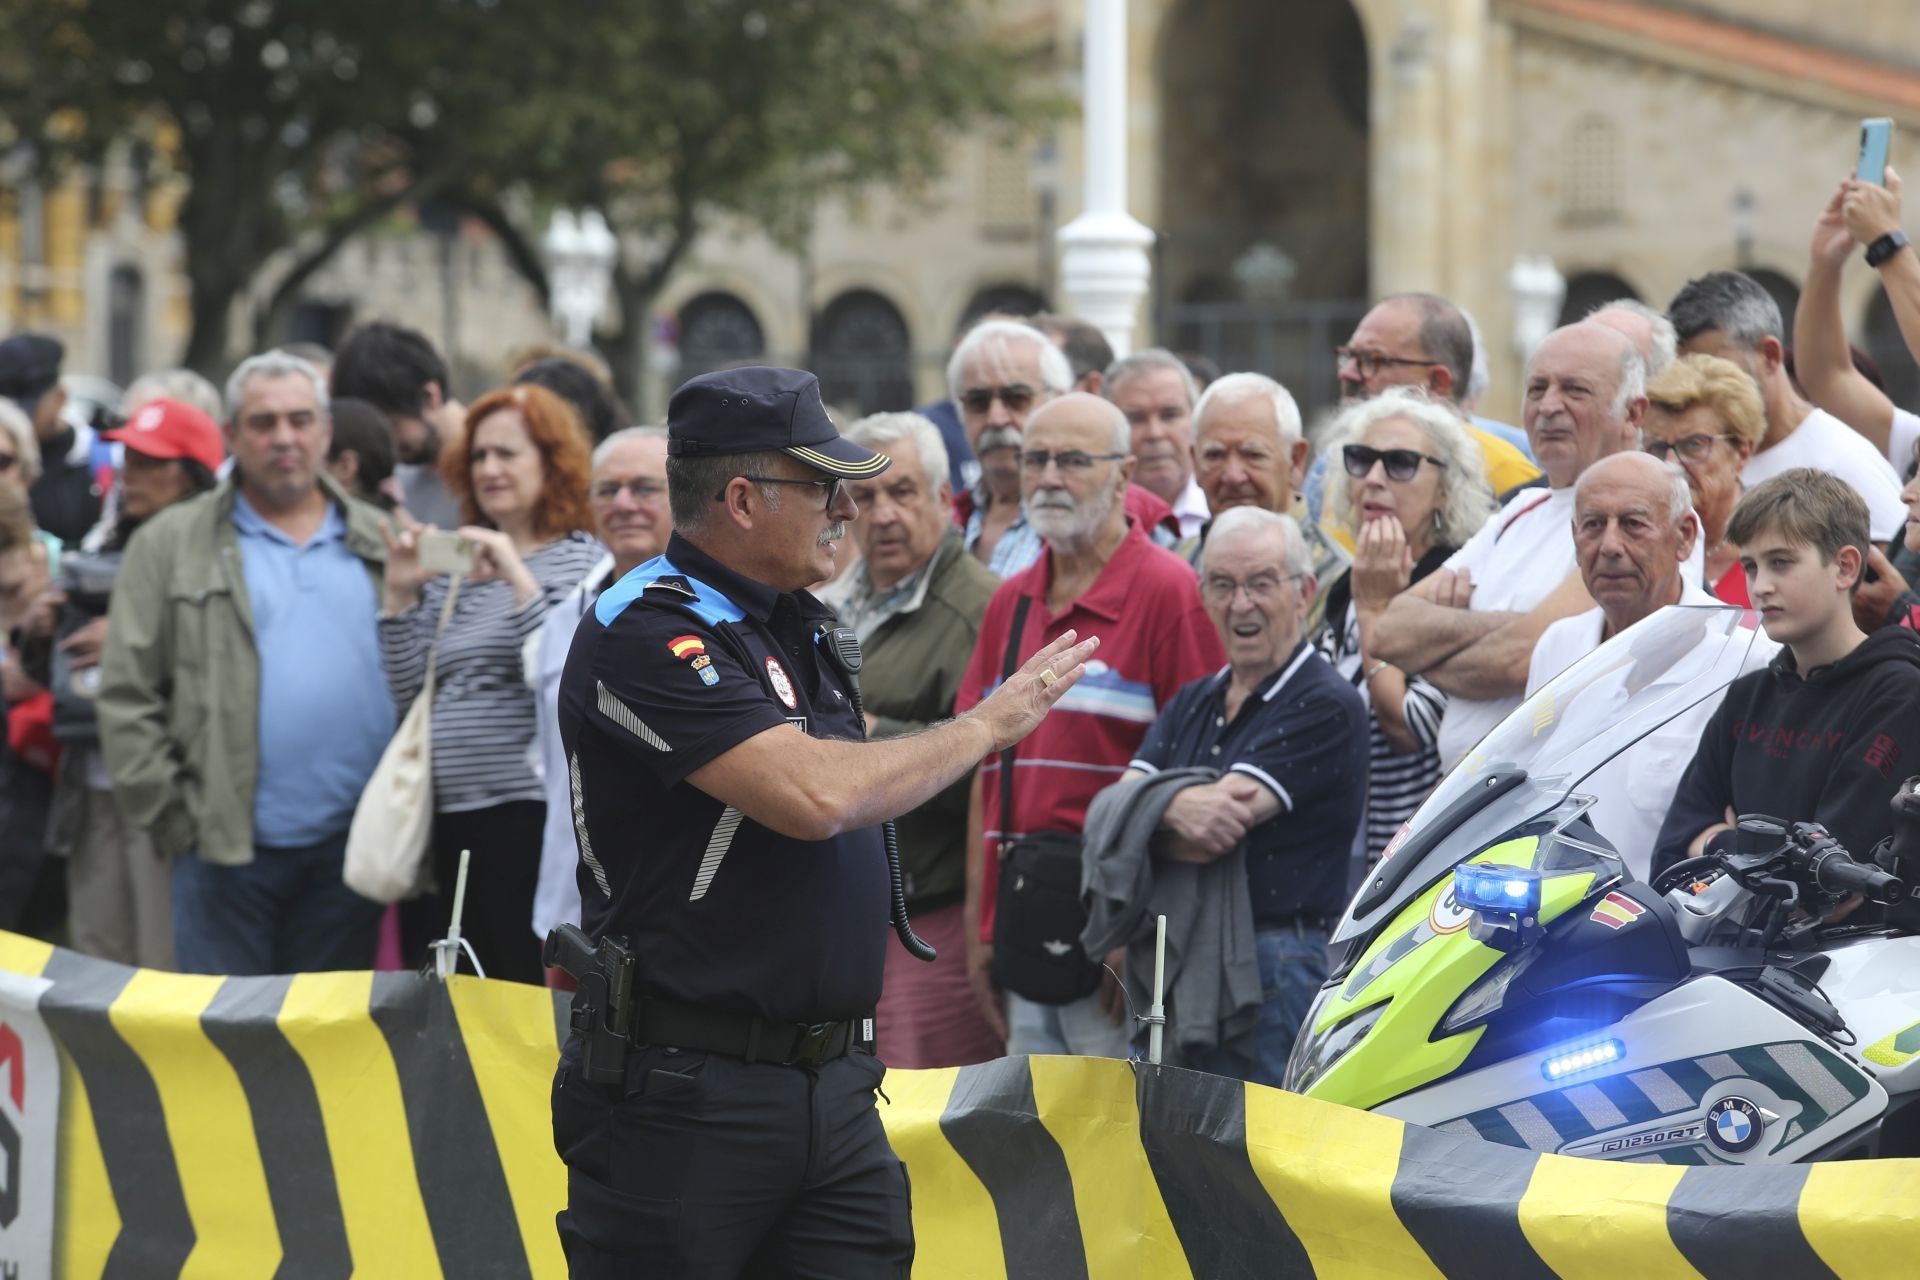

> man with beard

[
  {"left": 329, "top": 322, "right": 466, "bottom": 528},
  {"left": 955, "top": 393, "right": 1224, "bottom": 1052}
]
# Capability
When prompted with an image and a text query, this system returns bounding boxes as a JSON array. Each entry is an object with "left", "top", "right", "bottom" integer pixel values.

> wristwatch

[{"left": 1866, "top": 228, "right": 1911, "bottom": 268}]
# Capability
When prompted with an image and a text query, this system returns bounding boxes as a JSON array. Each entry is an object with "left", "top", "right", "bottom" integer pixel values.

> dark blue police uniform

[
  {"left": 550, "top": 368, "right": 911, "bottom": 1278},
  {"left": 1129, "top": 641, "right": 1368, "bottom": 1083}
]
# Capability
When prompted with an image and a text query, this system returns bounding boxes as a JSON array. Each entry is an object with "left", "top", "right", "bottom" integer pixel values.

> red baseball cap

[{"left": 104, "top": 397, "right": 226, "bottom": 473}]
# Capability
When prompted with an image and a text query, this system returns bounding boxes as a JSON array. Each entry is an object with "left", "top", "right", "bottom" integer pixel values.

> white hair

[
  {"left": 1201, "top": 506, "right": 1311, "bottom": 577},
  {"left": 0, "top": 400, "right": 42, "bottom": 483},
  {"left": 592, "top": 424, "right": 667, "bottom": 472},
  {"left": 1192, "top": 372, "right": 1303, "bottom": 443},
  {"left": 946, "top": 319, "right": 1072, "bottom": 401},
  {"left": 224, "top": 351, "right": 328, "bottom": 423},
  {"left": 1589, "top": 299, "right": 1679, "bottom": 378},
  {"left": 843, "top": 411, "right": 951, "bottom": 493},
  {"left": 124, "top": 368, "right": 223, "bottom": 420},
  {"left": 1611, "top": 344, "right": 1648, "bottom": 420},
  {"left": 1103, "top": 347, "right": 1199, "bottom": 407},
  {"left": 1574, "top": 454, "right": 1694, "bottom": 523},
  {"left": 1319, "top": 387, "right": 1495, "bottom": 548}
]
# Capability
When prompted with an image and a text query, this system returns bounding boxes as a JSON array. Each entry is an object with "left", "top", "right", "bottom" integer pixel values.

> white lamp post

[
  {"left": 1056, "top": 0, "right": 1154, "bottom": 358},
  {"left": 1509, "top": 255, "right": 1566, "bottom": 360},
  {"left": 543, "top": 208, "right": 618, "bottom": 347}
]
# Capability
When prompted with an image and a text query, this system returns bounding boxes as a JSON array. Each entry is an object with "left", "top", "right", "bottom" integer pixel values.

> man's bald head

[
  {"left": 1523, "top": 321, "right": 1650, "bottom": 489},
  {"left": 1025, "top": 391, "right": 1131, "bottom": 455}
]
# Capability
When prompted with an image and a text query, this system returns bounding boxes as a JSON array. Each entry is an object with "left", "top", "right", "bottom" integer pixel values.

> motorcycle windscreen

[{"left": 1337, "top": 604, "right": 1768, "bottom": 946}]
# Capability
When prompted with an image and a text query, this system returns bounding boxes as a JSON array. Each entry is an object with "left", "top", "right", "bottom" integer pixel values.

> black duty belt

[{"left": 633, "top": 996, "right": 875, "bottom": 1067}]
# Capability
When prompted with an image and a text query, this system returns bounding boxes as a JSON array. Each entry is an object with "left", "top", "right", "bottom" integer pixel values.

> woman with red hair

[{"left": 379, "top": 383, "right": 605, "bottom": 982}]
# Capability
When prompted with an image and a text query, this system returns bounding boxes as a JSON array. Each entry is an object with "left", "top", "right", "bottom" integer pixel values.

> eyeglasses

[
  {"left": 593, "top": 478, "right": 667, "bottom": 502},
  {"left": 1642, "top": 433, "right": 1731, "bottom": 465},
  {"left": 716, "top": 474, "right": 847, "bottom": 509},
  {"left": 1202, "top": 572, "right": 1303, "bottom": 603},
  {"left": 959, "top": 384, "right": 1037, "bottom": 415},
  {"left": 1019, "top": 450, "right": 1127, "bottom": 473},
  {"left": 0, "top": 453, "right": 15, "bottom": 473},
  {"left": 1334, "top": 346, "right": 1442, "bottom": 379},
  {"left": 1343, "top": 444, "right": 1446, "bottom": 482}
]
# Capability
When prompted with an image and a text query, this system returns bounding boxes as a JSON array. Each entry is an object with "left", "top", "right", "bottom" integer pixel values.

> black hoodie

[{"left": 1653, "top": 626, "right": 1920, "bottom": 874}]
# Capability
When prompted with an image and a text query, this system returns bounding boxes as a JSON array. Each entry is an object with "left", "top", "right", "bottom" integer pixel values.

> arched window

[
  {"left": 1746, "top": 268, "right": 1801, "bottom": 338},
  {"left": 107, "top": 264, "right": 145, "bottom": 387},
  {"left": 1557, "top": 271, "right": 1638, "bottom": 327},
  {"left": 1864, "top": 289, "right": 1920, "bottom": 458},
  {"left": 958, "top": 284, "right": 1046, "bottom": 336},
  {"left": 676, "top": 292, "right": 766, "bottom": 381},
  {"left": 810, "top": 289, "right": 913, "bottom": 416}
]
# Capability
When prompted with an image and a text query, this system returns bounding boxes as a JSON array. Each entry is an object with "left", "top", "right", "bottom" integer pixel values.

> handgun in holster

[{"left": 543, "top": 923, "right": 637, "bottom": 1085}]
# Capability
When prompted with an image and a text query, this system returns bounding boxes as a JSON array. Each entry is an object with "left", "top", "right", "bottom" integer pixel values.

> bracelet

[{"left": 1363, "top": 659, "right": 1392, "bottom": 680}]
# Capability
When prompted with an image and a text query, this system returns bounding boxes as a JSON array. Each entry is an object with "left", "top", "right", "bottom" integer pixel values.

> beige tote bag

[{"left": 344, "top": 575, "right": 462, "bottom": 903}]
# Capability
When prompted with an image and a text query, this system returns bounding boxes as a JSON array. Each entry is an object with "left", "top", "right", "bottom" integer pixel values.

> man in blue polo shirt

[{"left": 1124, "top": 505, "right": 1367, "bottom": 1085}]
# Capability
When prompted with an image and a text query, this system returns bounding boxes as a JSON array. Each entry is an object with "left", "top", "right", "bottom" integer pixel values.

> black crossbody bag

[{"left": 988, "top": 594, "right": 1105, "bottom": 1005}]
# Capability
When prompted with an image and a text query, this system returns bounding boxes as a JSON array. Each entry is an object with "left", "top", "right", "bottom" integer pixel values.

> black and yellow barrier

[{"left": 8, "top": 933, "right": 1916, "bottom": 1278}]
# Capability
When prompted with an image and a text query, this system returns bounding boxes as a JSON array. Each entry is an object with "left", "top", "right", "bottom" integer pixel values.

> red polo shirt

[{"left": 955, "top": 518, "right": 1225, "bottom": 941}]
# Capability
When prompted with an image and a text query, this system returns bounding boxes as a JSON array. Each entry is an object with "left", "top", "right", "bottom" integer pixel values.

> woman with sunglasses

[
  {"left": 1317, "top": 388, "right": 1493, "bottom": 862},
  {"left": 1640, "top": 354, "right": 1765, "bottom": 605}
]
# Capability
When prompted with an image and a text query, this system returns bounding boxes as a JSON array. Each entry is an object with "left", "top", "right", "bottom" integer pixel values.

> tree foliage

[{"left": 0, "top": 0, "right": 1054, "bottom": 389}]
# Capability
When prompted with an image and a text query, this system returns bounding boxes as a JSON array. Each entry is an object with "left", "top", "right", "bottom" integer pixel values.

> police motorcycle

[{"left": 1284, "top": 604, "right": 1920, "bottom": 1164}]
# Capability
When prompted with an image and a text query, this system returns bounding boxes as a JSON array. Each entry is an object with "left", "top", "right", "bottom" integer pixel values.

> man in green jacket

[
  {"left": 823, "top": 412, "right": 1004, "bottom": 1066},
  {"left": 98, "top": 351, "right": 396, "bottom": 975}
]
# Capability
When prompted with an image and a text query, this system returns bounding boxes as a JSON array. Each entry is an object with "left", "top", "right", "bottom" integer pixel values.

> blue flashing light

[
  {"left": 1541, "top": 1038, "right": 1624, "bottom": 1081},
  {"left": 1453, "top": 863, "right": 1542, "bottom": 916}
]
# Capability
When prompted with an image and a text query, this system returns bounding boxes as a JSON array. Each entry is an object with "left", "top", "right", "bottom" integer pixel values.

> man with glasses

[
  {"left": 955, "top": 393, "right": 1224, "bottom": 1056},
  {"left": 554, "top": 366, "right": 1099, "bottom": 1276},
  {"left": 1098, "top": 506, "right": 1367, "bottom": 1083},
  {"left": 531, "top": 426, "right": 672, "bottom": 961},
  {"left": 1336, "top": 293, "right": 1541, "bottom": 498}
]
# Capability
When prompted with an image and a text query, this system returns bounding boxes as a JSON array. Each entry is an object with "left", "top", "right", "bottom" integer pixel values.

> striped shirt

[
  {"left": 1317, "top": 587, "right": 1447, "bottom": 860},
  {"left": 379, "top": 532, "right": 607, "bottom": 814}
]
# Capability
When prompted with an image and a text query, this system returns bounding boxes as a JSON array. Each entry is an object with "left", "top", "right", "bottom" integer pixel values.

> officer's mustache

[{"left": 818, "top": 523, "right": 846, "bottom": 546}]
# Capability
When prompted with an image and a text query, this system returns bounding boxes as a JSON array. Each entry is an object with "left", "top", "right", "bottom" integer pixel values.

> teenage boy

[{"left": 1653, "top": 469, "right": 1920, "bottom": 874}]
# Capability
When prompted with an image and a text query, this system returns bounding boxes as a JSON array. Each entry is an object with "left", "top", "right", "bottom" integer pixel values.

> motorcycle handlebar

[{"left": 1808, "top": 848, "right": 1905, "bottom": 905}]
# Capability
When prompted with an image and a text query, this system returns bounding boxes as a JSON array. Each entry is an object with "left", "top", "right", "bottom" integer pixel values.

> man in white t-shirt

[
  {"left": 1671, "top": 270, "right": 1905, "bottom": 541},
  {"left": 1523, "top": 453, "right": 1777, "bottom": 880},
  {"left": 1373, "top": 321, "right": 1647, "bottom": 770}
]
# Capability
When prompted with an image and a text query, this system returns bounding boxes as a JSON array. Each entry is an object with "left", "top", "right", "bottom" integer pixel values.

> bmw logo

[{"left": 1705, "top": 1096, "right": 1765, "bottom": 1154}]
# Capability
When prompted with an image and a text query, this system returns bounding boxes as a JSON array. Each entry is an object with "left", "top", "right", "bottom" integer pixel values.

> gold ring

[{"left": 1040, "top": 667, "right": 1058, "bottom": 688}]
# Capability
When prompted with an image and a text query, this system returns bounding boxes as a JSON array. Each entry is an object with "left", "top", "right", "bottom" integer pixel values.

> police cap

[{"left": 666, "top": 366, "right": 889, "bottom": 479}]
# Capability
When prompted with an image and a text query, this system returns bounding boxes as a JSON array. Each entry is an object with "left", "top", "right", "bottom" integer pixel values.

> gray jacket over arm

[{"left": 1080, "top": 767, "right": 1262, "bottom": 1067}]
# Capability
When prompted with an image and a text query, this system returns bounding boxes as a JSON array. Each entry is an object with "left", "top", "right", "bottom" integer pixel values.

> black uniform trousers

[{"left": 552, "top": 1036, "right": 914, "bottom": 1278}]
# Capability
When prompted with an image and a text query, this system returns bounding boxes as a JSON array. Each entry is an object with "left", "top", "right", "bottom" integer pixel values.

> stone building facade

[{"left": 5, "top": 0, "right": 1920, "bottom": 423}]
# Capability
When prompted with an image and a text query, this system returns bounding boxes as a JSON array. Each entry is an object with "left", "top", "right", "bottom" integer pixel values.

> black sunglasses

[
  {"left": 713, "top": 474, "right": 846, "bottom": 509},
  {"left": 1343, "top": 443, "right": 1446, "bottom": 482},
  {"left": 958, "top": 384, "right": 1037, "bottom": 415}
]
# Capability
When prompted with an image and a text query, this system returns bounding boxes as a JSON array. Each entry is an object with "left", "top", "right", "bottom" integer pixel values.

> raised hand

[{"left": 972, "top": 629, "right": 1102, "bottom": 751}]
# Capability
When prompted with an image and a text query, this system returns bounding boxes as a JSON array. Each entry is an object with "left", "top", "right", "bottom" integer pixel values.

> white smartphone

[
  {"left": 416, "top": 530, "right": 476, "bottom": 576},
  {"left": 1859, "top": 117, "right": 1894, "bottom": 185}
]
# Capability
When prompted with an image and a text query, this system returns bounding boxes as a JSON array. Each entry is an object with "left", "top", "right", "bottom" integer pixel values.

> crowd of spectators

[{"left": 5, "top": 166, "right": 1920, "bottom": 1085}]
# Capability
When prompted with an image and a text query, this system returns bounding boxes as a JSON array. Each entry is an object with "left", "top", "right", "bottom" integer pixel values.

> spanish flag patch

[{"left": 668, "top": 635, "right": 707, "bottom": 659}]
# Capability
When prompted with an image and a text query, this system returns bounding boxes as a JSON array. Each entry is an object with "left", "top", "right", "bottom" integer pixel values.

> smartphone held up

[{"left": 1858, "top": 117, "right": 1894, "bottom": 186}]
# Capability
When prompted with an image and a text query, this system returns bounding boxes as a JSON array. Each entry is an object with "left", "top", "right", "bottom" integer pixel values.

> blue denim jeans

[
  {"left": 1192, "top": 924, "right": 1329, "bottom": 1088},
  {"left": 171, "top": 829, "right": 381, "bottom": 975}
]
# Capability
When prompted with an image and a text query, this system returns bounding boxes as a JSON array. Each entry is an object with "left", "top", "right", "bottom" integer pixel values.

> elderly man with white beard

[{"left": 955, "top": 393, "right": 1224, "bottom": 1054}]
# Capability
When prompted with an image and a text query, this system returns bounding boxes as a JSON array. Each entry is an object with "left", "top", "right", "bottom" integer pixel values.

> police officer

[{"left": 552, "top": 366, "right": 1099, "bottom": 1278}]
